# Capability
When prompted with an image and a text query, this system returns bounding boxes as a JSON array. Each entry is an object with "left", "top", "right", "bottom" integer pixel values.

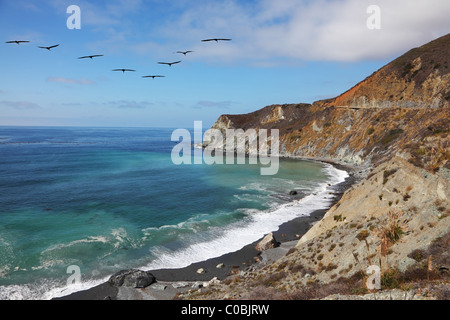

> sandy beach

[{"left": 55, "top": 163, "right": 358, "bottom": 300}]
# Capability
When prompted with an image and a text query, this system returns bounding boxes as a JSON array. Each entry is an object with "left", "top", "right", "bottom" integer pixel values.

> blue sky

[{"left": 0, "top": 0, "right": 449, "bottom": 128}]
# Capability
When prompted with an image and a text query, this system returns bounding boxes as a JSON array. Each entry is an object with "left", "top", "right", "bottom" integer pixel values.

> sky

[{"left": 0, "top": 0, "right": 449, "bottom": 128}]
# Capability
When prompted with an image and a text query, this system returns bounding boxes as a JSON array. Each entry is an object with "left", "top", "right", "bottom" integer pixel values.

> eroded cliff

[{"left": 205, "top": 34, "right": 450, "bottom": 170}]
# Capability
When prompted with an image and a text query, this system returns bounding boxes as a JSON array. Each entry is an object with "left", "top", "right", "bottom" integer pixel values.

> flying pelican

[
  {"left": 201, "top": 38, "right": 232, "bottom": 42},
  {"left": 5, "top": 40, "right": 30, "bottom": 45},
  {"left": 142, "top": 75, "right": 165, "bottom": 79},
  {"left": 78, "top": 55, "right": 104, "bottom": 59},
  {"left": 38, "top": 44, "right": 60, "bottom": 51},
  {"left": 112, "top": 69, "right": 136, "bottom": 73},
  {"left": 158, "top": 61, "right": 181, "bottom": 67},
  {"left": 176, "top": 51, "right": 193, "bottom": 55}
]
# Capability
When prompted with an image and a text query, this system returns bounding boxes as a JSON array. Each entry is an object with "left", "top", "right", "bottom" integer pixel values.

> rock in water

[
  {"left": 255, "top": 233, "right": 279, "bottom": 251},
  {"left": 108, "top": 269, "right": 155, "bottom": 288}
]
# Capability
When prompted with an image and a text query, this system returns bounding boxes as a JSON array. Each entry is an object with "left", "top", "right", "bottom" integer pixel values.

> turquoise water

[{"left": 0, "top": 127, "right": 347, "bottom": 299}]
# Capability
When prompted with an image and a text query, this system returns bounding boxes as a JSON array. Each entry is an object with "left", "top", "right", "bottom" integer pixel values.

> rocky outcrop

[
  {"left": 108, "top": 269, "right": 155, "bottom": 288},
  {"left": 207, "top": 103, "right": 449, "bottom": 169},
  {"left": 295, "top": 156, "right": 449, "bottom": 280},
  {"left": 319, "top": 34, "right": 450, "bottom": 109},
  {"left": 204, "top": 34, "right": 450, "bottom": 169},
  {"left": 255, "top": 233, "right": 279, "bottom": 251}
]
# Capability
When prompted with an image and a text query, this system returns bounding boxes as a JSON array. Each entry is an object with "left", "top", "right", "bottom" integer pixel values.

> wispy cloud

[
  {"left": 194, "top": 100, "right": 233, "bottom": 109},
  {"left": 142, "top": 0, "right": 450, "bottom": 63},
  {"left": 46, "top": 77, "right": 96, "bottom": 85},
  {"left": 46, "top": 0, "right": 144, "bottom": 27},
  {"left": 107, "top": 100, "right": 154, "bottom": 109},
  {"left": 0, "top": 100, "right": 41, "bottom": 109}
]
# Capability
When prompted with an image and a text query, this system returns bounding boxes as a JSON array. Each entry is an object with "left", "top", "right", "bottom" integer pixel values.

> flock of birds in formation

[{"left": 5, "top": 38, "right": 232, "bottom": 79}]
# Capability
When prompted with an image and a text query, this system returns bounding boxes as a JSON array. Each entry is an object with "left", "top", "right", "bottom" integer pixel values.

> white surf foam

[
  {"left": 142, "top": 164, "right": 348, "bottom": 271},
  {"left": 1, "top": 163, "right": 348, "bottom": 300}
]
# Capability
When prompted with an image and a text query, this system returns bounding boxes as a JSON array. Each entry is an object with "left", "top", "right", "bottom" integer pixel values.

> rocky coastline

[
  {"left": 56, "top": 34, "right": 449, "bottom": 301},
  {"left": 56, "top": 160, "right": 359, "bottom": 300}
]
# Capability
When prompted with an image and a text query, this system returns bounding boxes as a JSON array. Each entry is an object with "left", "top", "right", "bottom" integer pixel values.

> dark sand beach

[{"left": 56, "top": 163, "right": 358, "bottom": 300}]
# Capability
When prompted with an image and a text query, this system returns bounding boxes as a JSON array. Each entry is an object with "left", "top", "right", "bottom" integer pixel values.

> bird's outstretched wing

[
  {"left": 158, "top": 61, "right": 181, "bottom": 66},
  {"left": 112, "top": 69, "right": 136, "bottom": 72},
  {"left": 176, "top": 51, "right": 193, "bottom": 55},
  {"left": 78, "top": 54, "right": 104, "bottom": 59},
  {"left": 201, "top": 38, "right": 232, "bottom": 42},
  {"left": 6, "top": 40, "right": 30, "bottom": 44},
  {"left": 142, "top": 75, "right": 165, "bottom": 78},
  {"left": 38, "top": 44, "right": 60, "bottom": 50}
]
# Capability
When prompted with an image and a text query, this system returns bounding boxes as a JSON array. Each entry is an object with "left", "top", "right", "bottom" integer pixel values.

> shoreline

[{"left": 56, "top": 159, "right": 360, "bottom": 300}]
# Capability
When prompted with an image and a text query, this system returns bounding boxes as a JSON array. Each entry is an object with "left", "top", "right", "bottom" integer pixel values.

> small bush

[
  {"left": 407, "top": 249, "right": 426, "bottom": 262},
  {"left": 375, "top": 209, "right": 407, "bottom": 257},
  {"left": 379, "top": 129, "right": 404, "bottom": 146},
  {"left": 383, "top": 169, "right": 397, "bottom": 184},
  {"left": 381, "top": 269, "right": 402, "bottom": 289},
  {"left": 387, "top": 225, "right": 405, "bottom": 243},
  {"left": 356, "top": 230, "right": 370, "bottom": 241},
  {"left": 260, "top": 272, "right": 287, "bottom": 287},
  {"left": 325, "top": 263, "right": 338, "bottom": 272}
]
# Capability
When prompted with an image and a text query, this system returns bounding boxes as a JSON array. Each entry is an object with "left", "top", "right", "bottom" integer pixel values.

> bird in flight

[
  {"left": 176, "top": 51, "right": 194, "bottom": 55},
  {"left": 158, "top": 61, "right": 181, "bottom": 67},
  {"left": 112, "top": 69, "right": 136, "bottom": 73},
  {"left": 201, "top": 38, "right": 232, "bottom": 42},
  {"left": 5, "top": 40, "right": 30, "bottom": 45},
  {"left": 78, "top": 55, "right": 104, "bottom": 59},
  {"left": 38, "top": 44, "right": 60, "bottom": 51},
  {"left": 142, "top": 75, "right": 165, "bottom": 79}
]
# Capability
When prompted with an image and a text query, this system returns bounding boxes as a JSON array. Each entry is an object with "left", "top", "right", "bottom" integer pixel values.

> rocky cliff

[
  {"left": 320, "top": 33, "right": 450, "bottom": 109},
  {"left": 205, "top": 33, "right": 450, "bottom": 170},
  {"left": 184, "top": 34, "right": 450, "bottom": 299}
]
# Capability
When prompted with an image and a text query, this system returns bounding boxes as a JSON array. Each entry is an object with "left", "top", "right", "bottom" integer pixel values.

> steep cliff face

[
  {"left": 319, "top": 33, "right": 450, "bottom": 109},
  {"left": 206, "top": 34, "right": 450, "bottom": 170},
  {"left": 209, "top": 104, "right": 449, "bottom": 169}
]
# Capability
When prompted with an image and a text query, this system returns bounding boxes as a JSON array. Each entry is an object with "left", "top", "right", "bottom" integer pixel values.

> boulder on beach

[
  {"left": 196, "top": 268, "right": 206, "bottom": 274},
  {"left": 108, "top": 269, "right": 155, "bottom": 288},
  {"left": 255, "top": 232, "right": 279, "bottom": 251}
]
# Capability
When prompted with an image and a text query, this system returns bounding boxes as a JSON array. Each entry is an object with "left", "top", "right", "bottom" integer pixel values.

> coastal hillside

[
  {"left": 182, "top": 34, "right": 450, "bottom": 299},
  {"left": 205, "top": 33, "right": 450, "bottom": 170},
  {"left": 319, "top": 33, "right": 450, "bottom": 109}
]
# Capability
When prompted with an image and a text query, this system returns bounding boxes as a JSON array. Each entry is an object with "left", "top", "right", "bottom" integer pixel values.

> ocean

[{"left": 0, "top": 126, "right": 348, "bottom": 300}]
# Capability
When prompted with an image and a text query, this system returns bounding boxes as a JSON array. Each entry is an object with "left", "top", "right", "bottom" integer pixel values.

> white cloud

[
  {"left": 150, "top": 0, "right": 450, "bottom": 63},
  {"left": 42, "top": 0, "right": 450, "bottom": 64}
]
